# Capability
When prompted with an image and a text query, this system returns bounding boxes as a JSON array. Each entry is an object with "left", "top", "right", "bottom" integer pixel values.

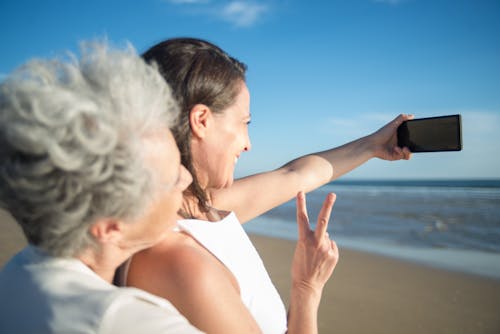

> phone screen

[{"left": 397, "top": 115, "right": 462, "bottom": 152}]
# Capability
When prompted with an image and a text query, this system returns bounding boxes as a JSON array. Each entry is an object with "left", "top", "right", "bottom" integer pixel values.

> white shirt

[
  {"left": 177, "top": 212, "right": 288, "bottom": 334},
  {"left": 0, "top": 246, "right": 203, "bottom": 334}
]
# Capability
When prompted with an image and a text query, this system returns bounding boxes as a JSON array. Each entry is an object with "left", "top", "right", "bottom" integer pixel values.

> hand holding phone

[{"left": 397, "top": 114, "right": 462, "bottom": 152}]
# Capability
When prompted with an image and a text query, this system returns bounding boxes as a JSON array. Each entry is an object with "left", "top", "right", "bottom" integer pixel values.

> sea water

[{"left": 244, "top": 179, "right": 500, "bottom": 279}]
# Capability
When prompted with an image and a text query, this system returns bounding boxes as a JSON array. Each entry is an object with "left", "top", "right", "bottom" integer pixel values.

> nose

[
  {"left": 180, "top": 165, "right": 193, "bottom": 190},
  {"left": 243, "top": 135, "right": 252, "bottom": 152}
]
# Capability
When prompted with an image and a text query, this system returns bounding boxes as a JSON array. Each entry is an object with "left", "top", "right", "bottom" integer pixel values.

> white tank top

[{"left": 177, "top": 212, "right": 288, "bottom": 334}]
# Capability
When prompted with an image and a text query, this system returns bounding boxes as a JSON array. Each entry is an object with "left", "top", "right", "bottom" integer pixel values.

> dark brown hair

[{"left": 142, "top": 37, "right": 247, "bottom": 214}]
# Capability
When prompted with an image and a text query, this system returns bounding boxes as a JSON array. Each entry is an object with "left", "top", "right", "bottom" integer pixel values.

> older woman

[
  {"left": 0, "top": 42, "right": 200, "bottom": 333},
  {"left": 122, "top": 37, "right": 412, "bottom": 334}
]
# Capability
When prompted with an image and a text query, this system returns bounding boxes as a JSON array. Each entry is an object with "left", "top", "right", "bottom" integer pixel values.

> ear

[
  {"left": 88, "top": 218, "right": 123, "bottom": 244},
  {"left": 189, "top": 104, "right": 212, "bottom": 139}
]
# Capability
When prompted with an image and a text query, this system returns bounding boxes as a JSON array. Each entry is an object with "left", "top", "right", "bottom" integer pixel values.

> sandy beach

[
  {"left": 250, "top": 234, "right": 500, "bottom": 334},
  {"left": 1, "top": 209, "right": 499, "bottom": 333}
]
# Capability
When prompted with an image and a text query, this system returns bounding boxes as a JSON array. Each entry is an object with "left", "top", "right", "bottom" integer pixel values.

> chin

[{"left": 214, "top": 178, "right": 234, "bottom": 189}]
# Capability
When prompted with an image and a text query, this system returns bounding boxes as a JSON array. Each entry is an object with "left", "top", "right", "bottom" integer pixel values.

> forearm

[
  {"left": 282, "top": 134, "right": 376, "bottom": 189},
  {"left": 282, "top": 114, "right": 412, "bottom": 188},
  {"left": 286, "top": 284, "right": 323, "bottom": 334},
  {"left": 315, "top": 134, "right": 376, "bottom": 181}
]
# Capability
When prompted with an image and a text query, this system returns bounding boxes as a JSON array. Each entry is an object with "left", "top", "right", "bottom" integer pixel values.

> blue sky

[{"left": 1, "top": 0, "right": 499, "bottom": 179}]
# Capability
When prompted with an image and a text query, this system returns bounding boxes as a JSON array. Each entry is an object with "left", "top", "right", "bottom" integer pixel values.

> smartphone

[{"left": 397, "top": 114, "right": 462, "bottom": 152}]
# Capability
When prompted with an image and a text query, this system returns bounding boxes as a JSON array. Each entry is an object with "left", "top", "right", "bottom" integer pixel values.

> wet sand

[
  {"left": 250, "top": 234, "right": 500, "bottom": 334},
  {"left": 1, "top": 210, "right": 499, "bottom": 333}
]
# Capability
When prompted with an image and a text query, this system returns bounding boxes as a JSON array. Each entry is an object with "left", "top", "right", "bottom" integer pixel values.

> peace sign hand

[{"left": 291, "top": 191, "right": 339, "bottom": 297}]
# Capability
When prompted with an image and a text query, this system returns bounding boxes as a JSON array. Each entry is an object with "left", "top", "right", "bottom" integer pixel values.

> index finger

[
  {"left": 314, "top": 193, "right": 336, "bottom": 239},
  {"left": 296, "top": 191, "right": 310, "bottom": 239},
  {"left": 394, "top": 113, "right": 415, "bottom": 126}
]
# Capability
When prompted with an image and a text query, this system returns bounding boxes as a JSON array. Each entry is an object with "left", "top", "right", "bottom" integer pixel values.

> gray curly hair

[{"left": 0, "top": 41, "right": 179, "bottom": 257}]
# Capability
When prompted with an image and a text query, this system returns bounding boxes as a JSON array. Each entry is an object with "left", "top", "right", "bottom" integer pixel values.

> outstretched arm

[
  {"left": 212, "top": 114, "right": 413, "bottom": 222},
  {"left": 287, "top": 191, "right": 339, "bottom": 334}
]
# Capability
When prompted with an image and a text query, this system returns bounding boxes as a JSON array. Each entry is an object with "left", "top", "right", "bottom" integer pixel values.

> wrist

[
  {"left": 287, "top": 286, "right": 321, "bottom": 334},
  {"left": 290, "top": 281, "right": 323, "bottom": 305},
  {"left": 360, "top": 132, "right": 380, "bottom": 159}
]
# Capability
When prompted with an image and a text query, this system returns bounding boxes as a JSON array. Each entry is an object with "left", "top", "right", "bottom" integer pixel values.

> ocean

[{"left": 244, "top": 179, "right": 500, "bottom": 280}]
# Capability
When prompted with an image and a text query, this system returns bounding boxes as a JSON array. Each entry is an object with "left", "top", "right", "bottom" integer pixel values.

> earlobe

[
  {"left": 190, "top": 104, "right": 211, "bottom": 139},
  {"left": 89, "top": 219, "right": 123, "bottom": 243}
]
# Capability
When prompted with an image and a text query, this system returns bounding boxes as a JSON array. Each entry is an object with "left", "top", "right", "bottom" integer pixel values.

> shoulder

[
  {"left": 128, "top": 232, "right": 239, "bottom": 297},
  {"left": 127, "top": 232, "right": 261, "bottom": 334}
]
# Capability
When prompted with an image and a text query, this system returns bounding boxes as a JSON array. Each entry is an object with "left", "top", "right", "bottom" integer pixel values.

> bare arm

[
  {"left": 286, "top": 191, "right": 339, "bottom": 334},
  {"left": 211, "top": 114, "right": 413, "bottom": 223}
]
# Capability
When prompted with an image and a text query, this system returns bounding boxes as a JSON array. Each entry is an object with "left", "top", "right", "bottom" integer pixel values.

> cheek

[
  {"left": 204, "top": 129, "right": 239, "bottom": 187},
  {"left": 148, "top": 194, "right": 181, "bottom": 234},
  {"left": 207, "top": 145, "right": 231, "bottom": 172}
]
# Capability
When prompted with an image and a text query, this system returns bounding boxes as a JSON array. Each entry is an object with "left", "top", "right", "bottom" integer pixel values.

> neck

[
  {"left": 180, "top": 194, "right": 227, "bottom": 222},
  {"left": 180, "top": 192, "right": 209, "bottom": 218},
  {"left": 77, "top": 246, "right": 129, "bottom": 283}
]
